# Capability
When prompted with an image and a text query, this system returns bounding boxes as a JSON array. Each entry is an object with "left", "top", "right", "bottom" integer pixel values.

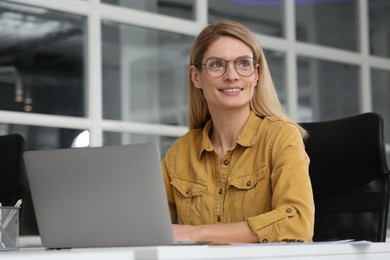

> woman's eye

[
  {"left": 209, "top": 59, "right": 225, "bottom": 69},
  {"left": 237, "top": 59, "right": 250, "bottom": 68}
]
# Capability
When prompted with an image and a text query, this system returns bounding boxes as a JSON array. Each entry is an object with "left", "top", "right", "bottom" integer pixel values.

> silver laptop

[{"left": 23, "top": 143, "right": 174, "bottom": 248}]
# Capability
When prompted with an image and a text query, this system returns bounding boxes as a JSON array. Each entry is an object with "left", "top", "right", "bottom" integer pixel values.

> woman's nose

[{"left": 223, "top": 62, "right": 239, "bottom": 80}]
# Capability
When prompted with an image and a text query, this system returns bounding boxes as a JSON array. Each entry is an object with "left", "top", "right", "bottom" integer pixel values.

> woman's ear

[{"left": 190, "top": 65, "right": 202, "bottom": 89}]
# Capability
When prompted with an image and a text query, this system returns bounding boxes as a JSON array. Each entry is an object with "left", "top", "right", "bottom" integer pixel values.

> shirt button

[
  {"left": 218, "top": 188, "right": 223, "bottom": 195},
  {"left": 286, "top": 208, "right": 292, "bottom": 213},
  {"left": 216, "top": 216, "right": 221, "bottom": 222},
  {"left": 246, "top": 181, "right": 251, "bottom": 186},
  {"left": 262, "top": 239, "right": 268, "bottom": 243},
  {"left": 223, "top": 159, "right": 229, "bottom": 165},
  {"left": 186, "top": 189, "right": 191, "bottom": 194}
]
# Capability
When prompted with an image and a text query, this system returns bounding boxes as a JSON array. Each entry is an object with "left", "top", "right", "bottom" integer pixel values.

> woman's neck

[{"left": 209, "top": 107, "right": 251, "bottom": 159}]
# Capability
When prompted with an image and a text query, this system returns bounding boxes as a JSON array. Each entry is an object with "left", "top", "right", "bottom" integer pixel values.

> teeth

[{"left": 221, "top": 88, "right": 242, "bottom": 93}]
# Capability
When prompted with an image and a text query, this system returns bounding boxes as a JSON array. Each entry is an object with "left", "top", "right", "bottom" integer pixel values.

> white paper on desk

[
  {"left": 314, "top": 239, "right": 372, "bottom": 244},
  {"left": 229, "top": 240, "right": 373, "bottom": 246},
  {"left": 351, "top": 241, "right": 372, "bottom": 244},
  {"left": 322, "top": 239, "right": 355, "bottom": 243}
]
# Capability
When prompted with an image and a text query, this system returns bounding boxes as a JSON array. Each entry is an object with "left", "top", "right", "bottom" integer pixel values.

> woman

[{"left": 161, "top": 20, "right": 314, "bottom": 244}]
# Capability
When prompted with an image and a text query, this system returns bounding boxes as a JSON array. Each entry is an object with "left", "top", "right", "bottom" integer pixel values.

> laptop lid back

[{"left": 24, "top": 143, "right": 174, "bottom": 248}]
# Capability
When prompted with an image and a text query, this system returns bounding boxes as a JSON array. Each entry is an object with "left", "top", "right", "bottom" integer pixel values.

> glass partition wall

[{"left": 0, "top": 0, "right": 389, "bottom": 235}]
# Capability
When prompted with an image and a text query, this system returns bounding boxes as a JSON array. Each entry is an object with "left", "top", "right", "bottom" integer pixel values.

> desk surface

[
  {"left": 135, "top": 242, "right": 390, "bottom": 260},
  {"left": 2, "top": 238, "right": 390, "bottom": 260}
]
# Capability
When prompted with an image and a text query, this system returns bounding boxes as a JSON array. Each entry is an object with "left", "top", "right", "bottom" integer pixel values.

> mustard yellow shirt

[{"left": 161, "top": 112, "right": 314, "bottom": 242}]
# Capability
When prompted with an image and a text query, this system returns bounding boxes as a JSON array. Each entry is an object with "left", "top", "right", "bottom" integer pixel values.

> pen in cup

[{"left": 1, "top": 199, "right": 22, "bottom": 230}]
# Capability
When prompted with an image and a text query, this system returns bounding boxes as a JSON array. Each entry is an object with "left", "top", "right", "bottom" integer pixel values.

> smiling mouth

[{"left": 219, "top": 88, "right": 243, "bottom": 93}]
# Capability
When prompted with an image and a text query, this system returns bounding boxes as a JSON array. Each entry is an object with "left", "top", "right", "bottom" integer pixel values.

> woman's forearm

[{"left": 172, "top": 222, "right": 259, "bottom": 245}]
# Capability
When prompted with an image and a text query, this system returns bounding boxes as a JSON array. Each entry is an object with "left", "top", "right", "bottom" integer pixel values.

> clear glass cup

[{"left": 0, "top": 207, "right": 20, "bottom": 251}]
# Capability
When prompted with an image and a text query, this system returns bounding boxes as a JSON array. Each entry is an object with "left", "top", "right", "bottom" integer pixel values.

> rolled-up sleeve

[{"left": 247, "top": 122, "right": 315, "bottom": 242}]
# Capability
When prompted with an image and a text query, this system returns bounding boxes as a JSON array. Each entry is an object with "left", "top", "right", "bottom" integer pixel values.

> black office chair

[
  {"left": 0, "top": 133, "right": 27, "bottom": 206},
  {"left": 300, "top": 112, "right": 390, "bottom": 242}
]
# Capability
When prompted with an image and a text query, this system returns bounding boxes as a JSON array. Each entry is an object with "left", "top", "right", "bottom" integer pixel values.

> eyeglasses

[{"left": 201, "top": 56, "right": 256, "bottom": 78}]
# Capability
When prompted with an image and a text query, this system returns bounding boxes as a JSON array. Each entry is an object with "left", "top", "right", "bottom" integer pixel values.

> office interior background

[{"left": 0, "top": 0, "right": 389, "bottom": 236}]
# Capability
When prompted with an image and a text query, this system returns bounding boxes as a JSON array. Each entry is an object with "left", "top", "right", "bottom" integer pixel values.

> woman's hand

[{"left": 172, "top": 224, "right": 199, "bottom": 242}]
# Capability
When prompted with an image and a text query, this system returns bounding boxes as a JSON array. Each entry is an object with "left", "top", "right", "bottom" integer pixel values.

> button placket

[{"left": 213, "top": 153, "right": 224, "bottom": 223}]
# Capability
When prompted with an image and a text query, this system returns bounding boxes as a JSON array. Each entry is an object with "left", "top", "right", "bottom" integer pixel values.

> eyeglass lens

[{"left": 204, "top": 56, "right": 255, "bottom": 77}]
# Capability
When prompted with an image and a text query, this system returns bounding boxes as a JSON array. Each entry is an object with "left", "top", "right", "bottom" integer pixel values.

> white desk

[
  {"left": 2, "top": 240, "right": 390, "bottom": 260},
  {"left": 0, "top": 247, "right": 134, "bottom": 259},
  {"left": 133, "top": 242, "right": 390, "bottom": 260}
]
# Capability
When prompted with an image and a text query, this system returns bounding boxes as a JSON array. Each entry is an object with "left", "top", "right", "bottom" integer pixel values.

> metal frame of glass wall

[
  {"left": 1, "top": 0, "right": 388, "bottom": 149},
  {"left": 1, "top": 0, "right": 390, "bottom": 233}
]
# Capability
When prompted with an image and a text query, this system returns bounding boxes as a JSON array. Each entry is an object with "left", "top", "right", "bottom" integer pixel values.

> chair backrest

[
  {"left": 0, "top": 133, "right": 26, "bottom": 206},
  {"left": 300, "top": 112, "right": 390, "bottom": 242}
]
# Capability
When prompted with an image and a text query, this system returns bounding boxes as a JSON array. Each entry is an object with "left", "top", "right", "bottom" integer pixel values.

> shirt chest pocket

[
  {"left": 170, "top": 178, "right": 207, "bottom": 225},
  {"left": 227, "top": 167, "right": 268, "bottom": 220},
  {"left": 228, "top": 167, "right": 266, "bottom": 189}
]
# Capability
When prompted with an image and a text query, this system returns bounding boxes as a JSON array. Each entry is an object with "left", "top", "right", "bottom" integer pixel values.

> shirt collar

[
  {"left": 199, "top": 111, "right": 262, "bottom": 159},
  {"left": 199, "top": 119, "right": 214, "bottom": 158},
  {"left": 236, "top": 111, "right": 262, "bottom": 147}
]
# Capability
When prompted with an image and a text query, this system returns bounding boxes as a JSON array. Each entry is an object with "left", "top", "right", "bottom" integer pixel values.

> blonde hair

[{"left": 188, "top": 20, "right": 306, "bottom": 137}]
